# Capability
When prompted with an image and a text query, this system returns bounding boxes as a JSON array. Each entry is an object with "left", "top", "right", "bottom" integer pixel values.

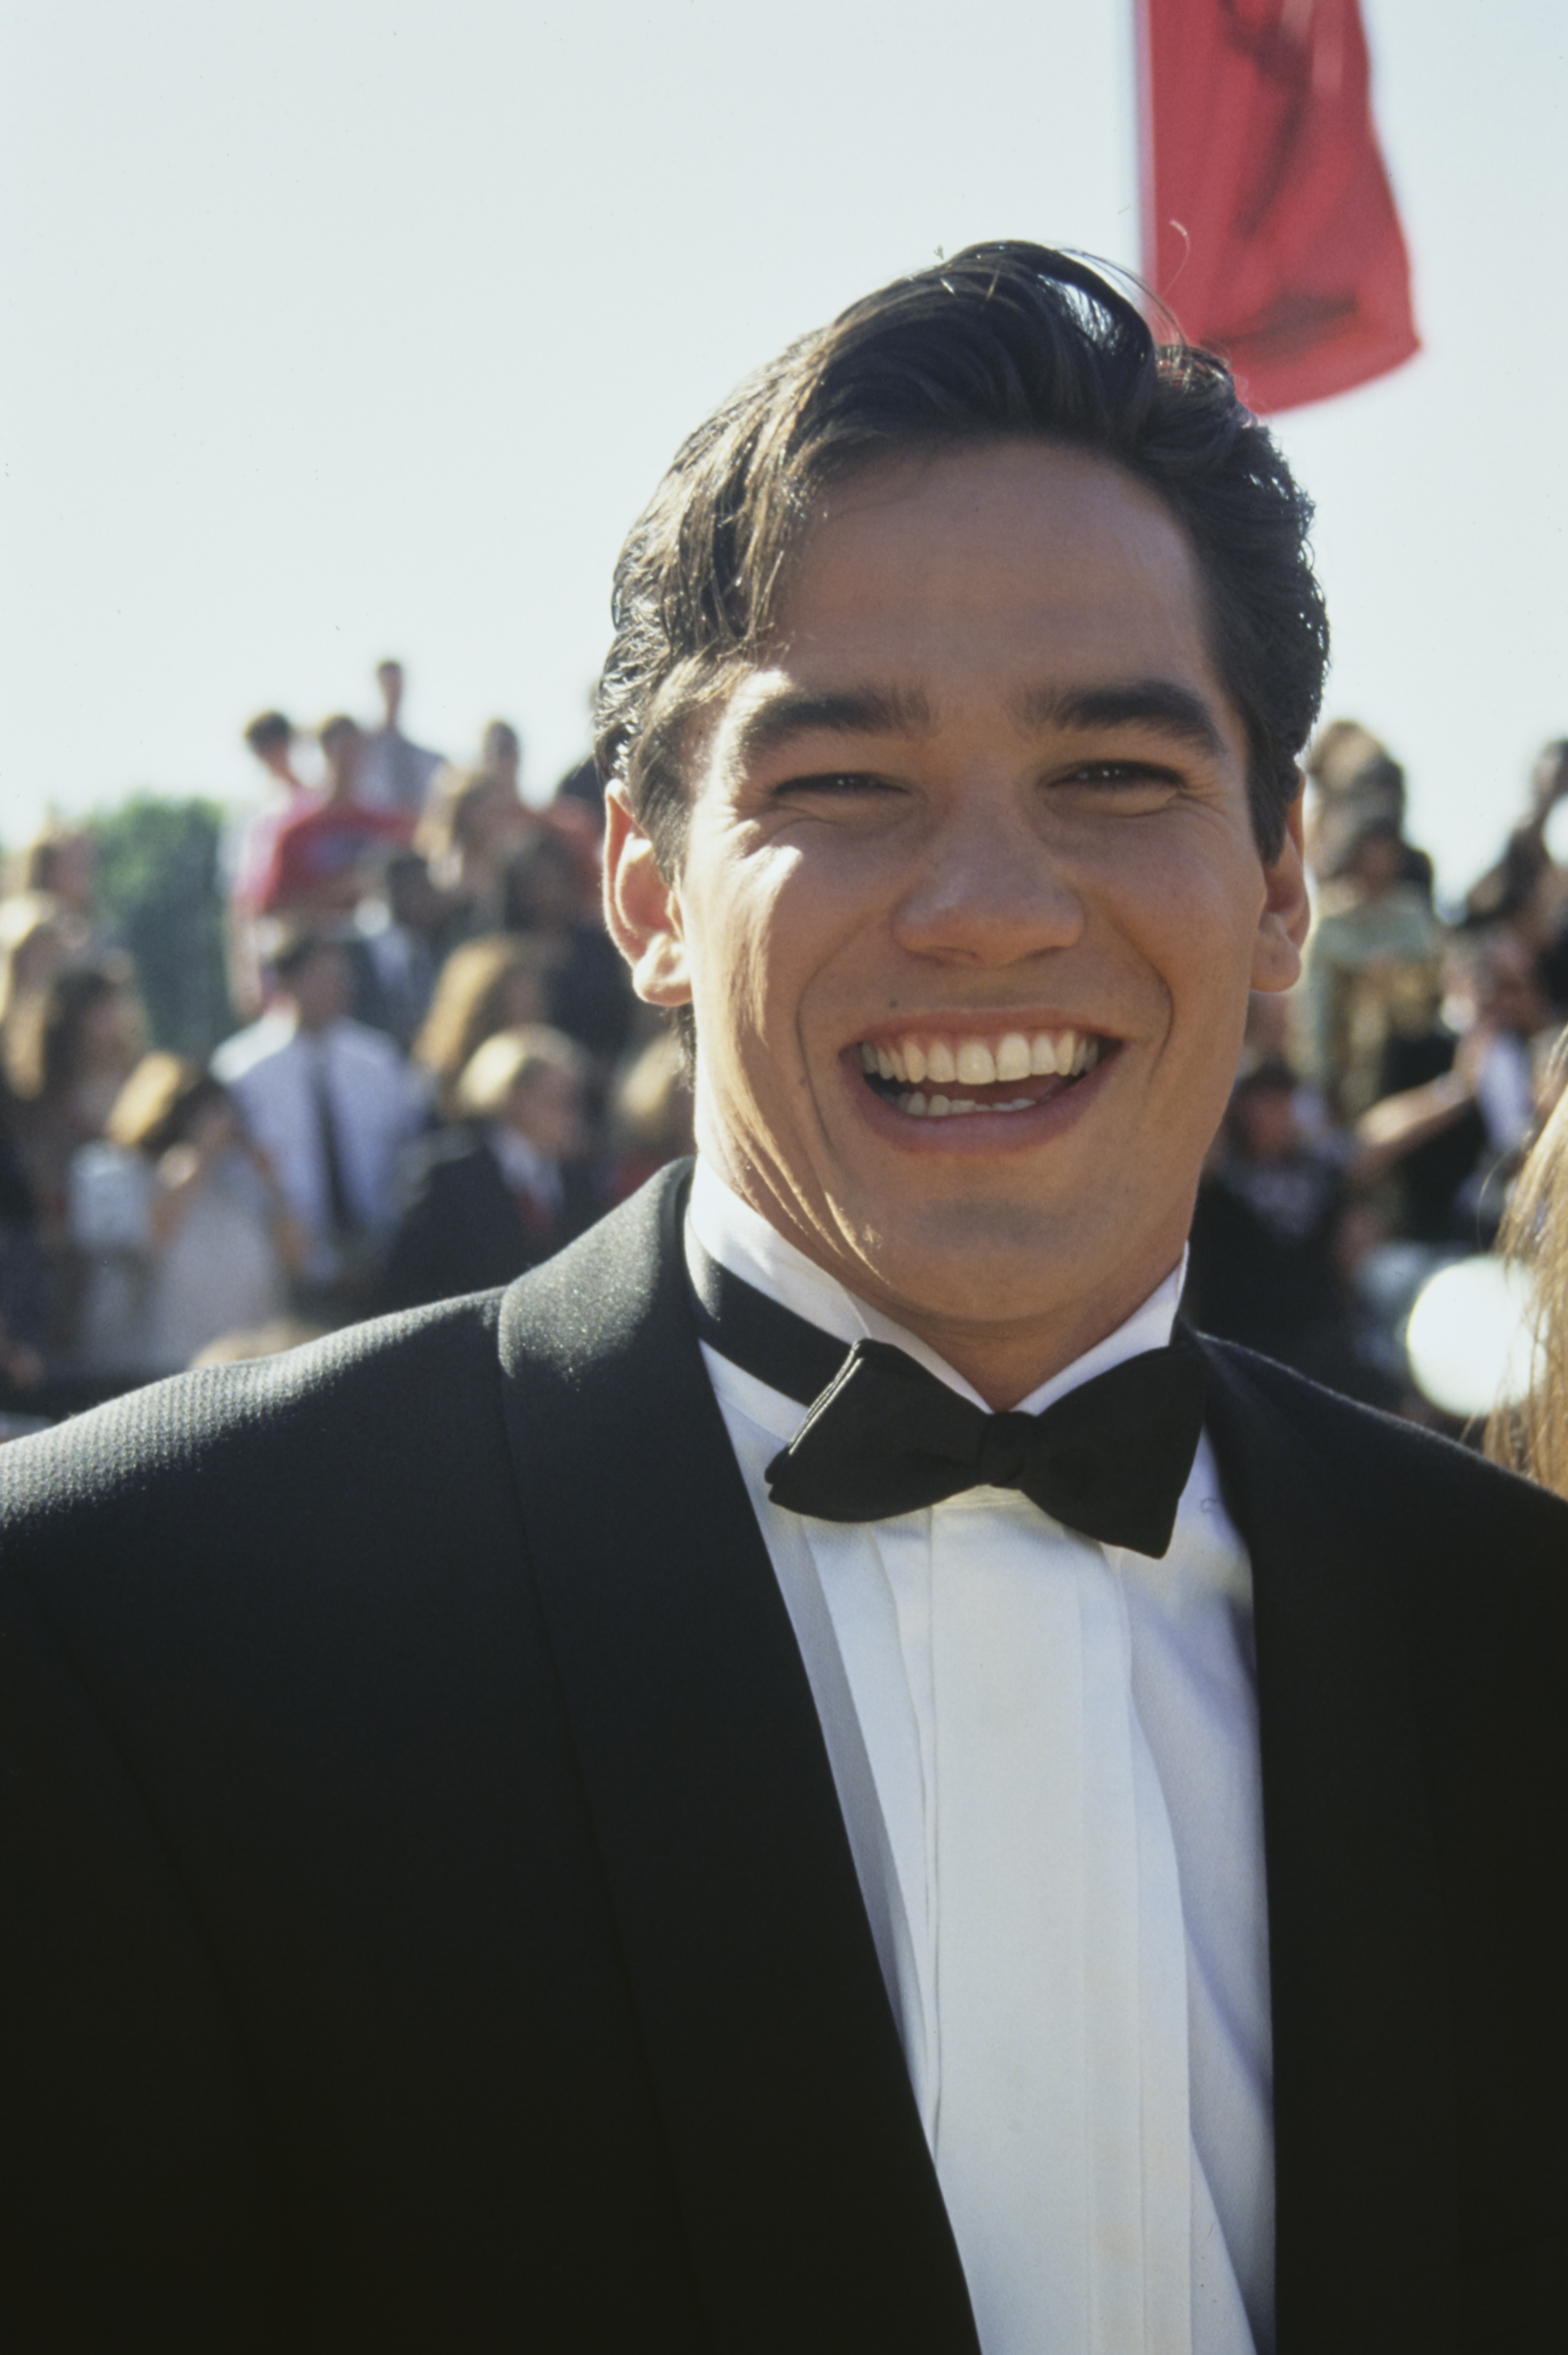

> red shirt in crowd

[{"left": 256, "top": 800, "right": 414, "bottom": 916}]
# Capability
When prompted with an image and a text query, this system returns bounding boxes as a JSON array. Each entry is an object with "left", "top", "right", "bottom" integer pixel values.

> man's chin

[{"left": 832, "top": 1195, "right": 1094, "bottom": 1330}]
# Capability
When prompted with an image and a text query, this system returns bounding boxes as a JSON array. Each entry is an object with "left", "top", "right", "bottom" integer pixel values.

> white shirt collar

[{"left": 687, "top": 1157, "right": 1185, "bottom": 1417}]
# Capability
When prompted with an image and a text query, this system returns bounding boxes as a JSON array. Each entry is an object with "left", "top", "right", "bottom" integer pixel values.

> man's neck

[{"left": 689, "top": 1160, "right": 1185, "bottom": 1416}]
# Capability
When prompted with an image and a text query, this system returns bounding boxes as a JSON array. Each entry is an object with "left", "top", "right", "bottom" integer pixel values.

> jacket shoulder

[
  {"left": 496, "top": 1160, "right": 689, "bottom": 1387},
  {"left": 1, "top": 1291, "right": 506, "bottom": 1548},
  {"left": 1200, "top": 1330, "right": 1568, "bottom": 1559}
]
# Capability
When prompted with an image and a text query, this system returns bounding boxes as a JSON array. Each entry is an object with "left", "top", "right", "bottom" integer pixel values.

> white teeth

[
  {"left": 995, "top": 1032, "right": 1031, "bottom": 1082},
  {"left": 897, "top": 1089, "right": 1041, "bottom": 1119},
  {"left": 866, "top": 1029, "right": 1106, "bottom": 1100}
]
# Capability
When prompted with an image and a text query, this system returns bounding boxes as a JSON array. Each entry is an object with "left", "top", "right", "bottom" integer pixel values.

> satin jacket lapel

[
  {"left": 495, "top": 1166, "right": 979, "bottom": 2355},
  {"left": 1201, "top": 1341, "right": 1461, "bottom": 2353}
]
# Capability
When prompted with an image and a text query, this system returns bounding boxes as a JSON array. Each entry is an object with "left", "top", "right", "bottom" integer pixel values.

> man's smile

[
  {"left": 852, "top": 1023, "right": 1108, "bottom": 1119},
  {"left": 838, "top": 1021, "right": 1120, "bottom": 1157}
]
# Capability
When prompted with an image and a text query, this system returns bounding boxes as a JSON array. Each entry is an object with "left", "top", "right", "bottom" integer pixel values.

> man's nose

[{"left": 890, "top": 798, "right": 1085, "bottom": 967}]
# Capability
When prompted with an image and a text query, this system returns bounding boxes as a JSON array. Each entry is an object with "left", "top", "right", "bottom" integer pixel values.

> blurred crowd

[
  {"left": 1186, "top": 720, "right": 1568, "bottom": 1423},
  {"left": 0, "top": 660, "right": 692, "bottom": 1425},
  {"left": 3, "top": 671, "right": 1567, "bottom": 1436}
]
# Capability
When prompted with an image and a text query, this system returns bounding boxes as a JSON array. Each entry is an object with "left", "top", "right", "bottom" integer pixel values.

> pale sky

[{"left": 3, "top": 0, "right": 1564, "bottom": 897}]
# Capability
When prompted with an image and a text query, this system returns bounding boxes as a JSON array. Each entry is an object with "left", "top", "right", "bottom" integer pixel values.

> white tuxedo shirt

[{"left": 688, "top": 1162, "right": 1275, "bottom": 2355}]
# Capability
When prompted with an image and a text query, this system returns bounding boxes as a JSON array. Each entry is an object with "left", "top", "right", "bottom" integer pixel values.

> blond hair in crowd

[
  {"left": 452, "top": 1024, "right": 585, "bottom": 1122},
  {"left": 1487, "top": 1033, "right": 1568, "bottom": 1497},
  {"left": 411, "top": 934, "right": 552, "bottom": 1118}
]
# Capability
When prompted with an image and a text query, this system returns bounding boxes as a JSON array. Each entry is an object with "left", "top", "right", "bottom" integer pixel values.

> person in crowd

[
  {"left": 254, "top": 715, "right": 412, "bottom": 920},
  {"left": 358, "top": 657, "right": 446, "bottom": 816},
  {"left": 2, "top": 956, "right": 144, "bottom": 1242},
  {"left": 0, "top": 891, "right": 73, "bottom": 1078},
  {"left": 1488, "top": 1034, "right": 1568, "bottom": 1496},
  {"left": 242, "top": 707, "right": 311, "bottom": 795},
  {"left": 553, "top": 690, "right": 608, "bottom": 834},
  {"left": 605, "top": 1023, "right": 695, "bottom": 1201},
  {"left": 228, "top": 710, "right": 320, "bottom": 1016},
  {"left": 0, "top": 1086, "right": 51, "bottom": 1409},
  {"left": 553, "top": 747, "right": 606, "bottom": 832},
  {"left": 0, "top": 1261, "right": 50, "bottom": 1408},
  {"left": 1185, "top": 1056, "right": 1393, "bottom": 1401},
  {"left": 9, "top": 242, "right": 1568, "bottom": 2353},
  {"left": 1367, "top": 927, "right": 1551, "bottom": 1246},
  {"left": 211, "top": 928, "right": 425, "bottom": 1310},
  {"left": 480, "top": 718, "right": 524, "bottom": 795},
  {"left": 381, "top": 1024, "right": 598, "bottom": 1311},
  {"left": 1301, "top": 720, "right": 1432, "bottom": 901},
  {"left": 500, "top": 828, "right": 635, "bottom": 1065},
  {"left": 413, "top": 760, "right": 533, "bottom": 942},
  {"left": 1297, "top": 812, "right": 1443, "bottom": 1118},
  {"left": 354, "top": 850, "right": 450, "bottom": 1050},
  {"left": 1464, "top": 737, "right": 1568, "bottom": 946},
  {"left": 5, "top": 822, "right": 100, "bottom": 933},
  {"left": 410, "top": 932, "right": 553, "bottom": 1120},
  {"left": 68, "top": 1054, "right": 304, "bottom": 1379}
]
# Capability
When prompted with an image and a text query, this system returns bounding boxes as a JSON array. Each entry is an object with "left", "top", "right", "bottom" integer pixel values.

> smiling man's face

[{"left": 606, "top": 438, "right": 1309, "bottom": 1400}]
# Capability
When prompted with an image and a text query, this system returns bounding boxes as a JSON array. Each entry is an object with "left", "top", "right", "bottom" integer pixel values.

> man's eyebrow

[
  {"left": 731, "top": 683, "right": 936, "bottom": 768},
  {"left": 1010, "top": 679, "right": 1229, "bottom": 760}
]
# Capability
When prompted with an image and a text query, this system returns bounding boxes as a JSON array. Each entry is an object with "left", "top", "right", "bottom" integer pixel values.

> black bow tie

[{"left": 687, "top": 1237, "right": 1207, "bottom": 1560}]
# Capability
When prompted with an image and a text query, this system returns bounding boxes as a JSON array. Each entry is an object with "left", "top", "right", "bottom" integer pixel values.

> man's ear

[
  {"left": 1250, "top": 782, "right": 1311, "bottom": 994},
  {"left": 603, "top": 786, "right": 692, "bottom": 1009}
]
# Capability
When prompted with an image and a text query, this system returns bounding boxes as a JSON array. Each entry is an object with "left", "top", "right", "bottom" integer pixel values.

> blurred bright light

[{"left": 1405, "top": 1254, "right": 1536, "bottom": 1421}]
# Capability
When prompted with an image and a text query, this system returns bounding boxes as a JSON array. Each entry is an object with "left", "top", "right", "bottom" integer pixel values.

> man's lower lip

[{"left": 843, "top": 1048, "right": 1115, "bottom": 1148}]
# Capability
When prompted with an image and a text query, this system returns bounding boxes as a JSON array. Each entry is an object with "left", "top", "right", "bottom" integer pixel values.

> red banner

[{"left": 1137, "top": 0, "right": 1419, "bottom": 413}]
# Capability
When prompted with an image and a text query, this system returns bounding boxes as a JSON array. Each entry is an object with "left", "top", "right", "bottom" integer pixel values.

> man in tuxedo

[{"left": 4, "top": 245, "right": 1567, "bottom": 2354}]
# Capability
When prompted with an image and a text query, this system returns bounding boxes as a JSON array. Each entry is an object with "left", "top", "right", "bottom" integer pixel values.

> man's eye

[
  {"left": 1049, "top": 761, "right": 1182, "bottom": 805},
  {"left": 773, "top": 770, "right": 896, "bottom": 800},
  {"left": 1062, "top": 762, "right": 1176, "bottom": 787}
]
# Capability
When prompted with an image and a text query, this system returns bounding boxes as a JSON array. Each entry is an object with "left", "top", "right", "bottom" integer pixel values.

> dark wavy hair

[{"left": 595, "top": 241, "right": 1328, "bottom": 870}]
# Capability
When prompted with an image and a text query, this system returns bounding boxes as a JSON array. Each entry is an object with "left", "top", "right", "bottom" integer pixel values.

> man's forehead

[{"left": 705, "top": 445, "right": 1240, "bottom": 750}]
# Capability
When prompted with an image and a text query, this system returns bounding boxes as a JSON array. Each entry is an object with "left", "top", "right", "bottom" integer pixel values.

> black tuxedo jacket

[{"left": 3, "top": 1164, "right": 1566, "bottom": 2351}]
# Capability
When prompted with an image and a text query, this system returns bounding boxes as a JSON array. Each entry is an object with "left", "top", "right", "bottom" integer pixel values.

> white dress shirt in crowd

[
  {"left": 212, "top": 1012, "right": 425, "bottom": 1279},
  {"left": 688, "top": 1160, "right": 1275, "bottom": 2355}
]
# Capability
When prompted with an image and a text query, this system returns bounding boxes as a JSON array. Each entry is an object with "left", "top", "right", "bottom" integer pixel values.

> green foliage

[{"left": 91, "top": 794, "right": 234, "bottom": 1059}]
